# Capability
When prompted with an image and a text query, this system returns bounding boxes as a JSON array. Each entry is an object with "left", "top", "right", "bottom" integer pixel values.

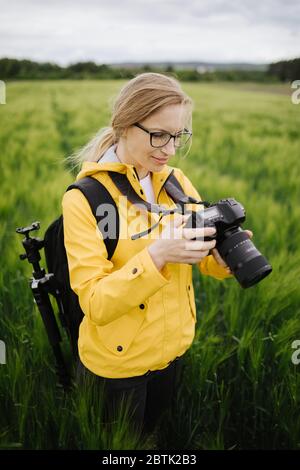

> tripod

[{"left": 16, "top": 221, "right": 71, "bottom": 390}]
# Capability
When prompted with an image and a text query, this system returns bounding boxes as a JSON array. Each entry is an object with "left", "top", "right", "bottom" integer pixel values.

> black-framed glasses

[{"left": 133, "top": 122, "right": 192, "bottom": 149}]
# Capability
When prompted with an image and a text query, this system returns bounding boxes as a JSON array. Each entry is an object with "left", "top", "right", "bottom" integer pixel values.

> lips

[{"left": 151, "top": 156, "right": 168, "bottom": 164}]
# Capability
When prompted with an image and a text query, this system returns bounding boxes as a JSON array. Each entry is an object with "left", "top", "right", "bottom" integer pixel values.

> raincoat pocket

[{"left": 96, "top": 302, "right": 148, "bottom": 356}]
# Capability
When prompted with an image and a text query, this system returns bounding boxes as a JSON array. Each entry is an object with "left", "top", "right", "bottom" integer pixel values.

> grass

[{"left": 0, "top": 79, "right": 300, "bottom": 449}]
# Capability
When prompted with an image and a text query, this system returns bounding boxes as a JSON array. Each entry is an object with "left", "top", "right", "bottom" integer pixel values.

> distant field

[
  {"left": 205, "top": 81, "right": 293, "bottom": 95},
  {"left": 0, "top": 80, "right": 300, "bottom": 450}
]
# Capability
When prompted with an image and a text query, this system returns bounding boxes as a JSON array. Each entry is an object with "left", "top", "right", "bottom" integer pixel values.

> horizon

[{"left": 2, "top": 56, "right": 295, "bottom": 67}]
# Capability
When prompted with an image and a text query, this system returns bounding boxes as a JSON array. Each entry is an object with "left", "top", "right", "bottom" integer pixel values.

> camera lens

[{"left": 217, "top": 229, "right": 272, "bottom": 288}]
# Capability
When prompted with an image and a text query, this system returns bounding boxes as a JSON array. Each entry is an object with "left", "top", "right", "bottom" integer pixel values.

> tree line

[
  {"left": 268, "top": 58, "right": 300, "bottom": 82},
  {"left": 0, "top": 57, "right": 299, "bottom": 82}
]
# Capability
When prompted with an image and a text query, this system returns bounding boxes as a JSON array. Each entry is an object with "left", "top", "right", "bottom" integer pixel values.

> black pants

[{"left": 76, "top": 355, "right": 185, "bottom": 437}]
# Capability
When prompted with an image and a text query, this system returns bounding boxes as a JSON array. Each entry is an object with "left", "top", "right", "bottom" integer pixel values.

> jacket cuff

[
  {"left": 199, "top": 255, "right": 234, "bottom": 280},
  {"left": 137, "top": 246, "right": 171, "bottom": 284}
]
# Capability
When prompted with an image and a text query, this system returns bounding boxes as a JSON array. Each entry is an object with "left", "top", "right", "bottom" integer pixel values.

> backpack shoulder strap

[
  {"left": 165, "top": 171, "right": 211, "bottom": 207},
  {"left": 164, "top": 171, "right": 199, "bottom": 204},
  {"left": 66, "top": 176, "right": 119, "bottom": 260},
  {"left": 109, "top": 169, "right": 205, "bottom": 207}
]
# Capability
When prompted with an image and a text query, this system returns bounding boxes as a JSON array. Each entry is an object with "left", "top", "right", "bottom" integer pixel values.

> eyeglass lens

[{"left": 151, "top": 132, "right": 191, "bottom": 148}]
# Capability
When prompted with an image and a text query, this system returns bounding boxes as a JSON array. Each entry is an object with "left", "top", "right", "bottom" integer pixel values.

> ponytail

[{"left": 65, "top": 126, "right": 116, "bottom": 172}]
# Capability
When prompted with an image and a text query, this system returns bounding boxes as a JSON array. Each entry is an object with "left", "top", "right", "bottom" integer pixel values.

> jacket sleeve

[
  {"left": 62, "top": 189, "right": 171, "bottom": 327},
  {"left": 173, "top": 168, "right": 234, "bottom": 281}
]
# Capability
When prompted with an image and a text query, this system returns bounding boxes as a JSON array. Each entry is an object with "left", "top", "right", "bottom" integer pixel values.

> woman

[{"left": 62, "top": 73, "right": 252, "bottom": 437}]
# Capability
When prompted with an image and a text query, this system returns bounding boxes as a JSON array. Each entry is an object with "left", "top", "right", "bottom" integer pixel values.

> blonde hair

[{"left": 66, "top": 73, "right": 193, "bottom": 171}]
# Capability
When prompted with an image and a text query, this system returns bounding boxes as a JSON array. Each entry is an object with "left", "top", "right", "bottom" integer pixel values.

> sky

[{"left": 0, "top": 0, "right": 299, "bottom": 65}]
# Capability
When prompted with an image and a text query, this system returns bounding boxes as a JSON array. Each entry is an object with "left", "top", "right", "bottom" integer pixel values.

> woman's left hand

[{"left": 211, "top": 229, "right": 253, "bottom": 273}]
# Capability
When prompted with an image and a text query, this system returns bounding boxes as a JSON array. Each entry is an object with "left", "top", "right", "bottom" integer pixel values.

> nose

[{"left": 162, "top": 137, "right": 176, "bottom": 156}]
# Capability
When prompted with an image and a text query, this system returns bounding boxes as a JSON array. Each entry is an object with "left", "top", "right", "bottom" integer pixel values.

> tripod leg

[{"left": 31, "top": 282, "right": 71, "bottom": 390}]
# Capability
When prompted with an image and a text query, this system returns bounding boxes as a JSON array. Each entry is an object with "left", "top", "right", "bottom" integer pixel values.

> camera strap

[{"left": 108, "top": 170, "right": 210, "bottom": 239}]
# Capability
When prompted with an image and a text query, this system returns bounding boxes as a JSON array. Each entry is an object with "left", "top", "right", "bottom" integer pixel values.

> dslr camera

[{"left": 184, "top": 198, "right": 272, "bottom": 288}]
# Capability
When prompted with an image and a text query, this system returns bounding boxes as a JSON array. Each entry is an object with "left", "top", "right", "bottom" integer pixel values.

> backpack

[
  {"left": 43, "top": 171, "right": 201, "bottom": 359},
  {"left": 43, "top": 176, "right": 120, "bottom": 357}
]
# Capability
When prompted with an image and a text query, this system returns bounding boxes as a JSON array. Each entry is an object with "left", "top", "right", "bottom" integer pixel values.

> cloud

[{"left": 0, "top": 0, "right": 299, "bottom": 64}]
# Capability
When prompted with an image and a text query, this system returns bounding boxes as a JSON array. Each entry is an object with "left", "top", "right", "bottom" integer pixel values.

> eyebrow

[{"left": 149, "top": 127, "right": 186, "bottom": 134}]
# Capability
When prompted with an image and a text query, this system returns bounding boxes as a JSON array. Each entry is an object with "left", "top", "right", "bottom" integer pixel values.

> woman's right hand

[{"left": 147, "top": 214, "right": 217, "bottom": 271}]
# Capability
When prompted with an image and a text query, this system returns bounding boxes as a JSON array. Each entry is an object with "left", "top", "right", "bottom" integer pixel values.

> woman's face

[{"left": 116, "top": 103, "right": 188, "bottom": 179}]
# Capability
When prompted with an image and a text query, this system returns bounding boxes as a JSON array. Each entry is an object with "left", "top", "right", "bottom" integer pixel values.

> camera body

[{"left": 184, "top": 198, "right": 272, "bottom": 288}]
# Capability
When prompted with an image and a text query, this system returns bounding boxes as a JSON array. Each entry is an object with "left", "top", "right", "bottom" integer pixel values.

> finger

[
  {"left": 183, "top": 250, "right": 210, "bottom": 263},
  {"left": 211, "top": 247, "right": 227, "bottom": 267},
  {"left": 162, "top": 215, "right": 186, "bottom": 239},
  {"left": 245, "top": 229, "right": 253, "bottom": 238},
  {"left": 183, "top": 226, "right": 216, "bottom": 240},
  {"left": 185, "top": 239, "right": 216, "bottom": 251},
  {"left": 173, "top": 214, "right": 194, "bottom": 230},
  {"left": 173, "top": 214, "right": 186, "bottom": 227},
  {"left": 182, "top": 214, "right": 191, "bottom": 224}
]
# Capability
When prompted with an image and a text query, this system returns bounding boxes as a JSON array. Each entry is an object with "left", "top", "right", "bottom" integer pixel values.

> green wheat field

[{"left": 0, "top": 80, "right": 300, "bottom": 450}]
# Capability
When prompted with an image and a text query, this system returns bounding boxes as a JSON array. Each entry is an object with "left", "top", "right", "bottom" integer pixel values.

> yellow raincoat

[{"left": 62, "top": 161, "right": 233, "bottom": 378}]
